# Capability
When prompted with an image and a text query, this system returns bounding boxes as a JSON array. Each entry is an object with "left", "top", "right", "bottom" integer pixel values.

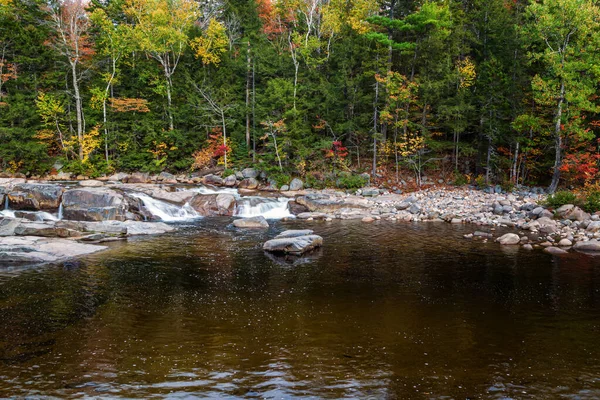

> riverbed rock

[
  {"left": 563, "top": 206, "right": 590, "bottom": 222},
  {"left": 224, "top": 175, "right": 237, "bottom": 187},
  {"left": 107, "top": 172, "right": 129, "bottom": 182},
  {"left": 362, "top": 216, "right": 374, "bottom": 223},
  {"left": 157, "top": 172, "right": 177, "bottom": 184},
  {"left": 238, "top": 178, "right": 259, "bottom": 190},
  {"left": 295, "top": 194, "right": 369, "bottom": 213},
  {"left": 496, "top": 233, "right": 520, "bottom": 245},
  {"left": 558, "top": 238, "right": 573, "bottom": 247},
  {"left": 126, "top": 172, "right": 150, "bottom": 184},
  {"left": 61, "top": 188, "right": 127, "bottom": 221},
  {"left": 263, "top": 231, "right": 323, "bottom": 255},
  {"left": 7, "top": 183, "right": 64, "bottom": 210},
  {"left": 233, "top": 216, "right": 269, "bottom": 229},
  {"left": 0, "top": 236, "right": 107, "bottom": 265},
  {"left": 289, "top": 178, "right": 303, "bottom": 191},
  {"left": 544, "top": 246, "right": 568, "bottom": 255},
  {"left": 361, "top": 187, "right": 380, "bottom": 197},
  {"left": 573, "top": 240, "right": 600, "bottom": 253},
  {"left": 79, "top": 180, "right": 104, "bottom": 187},
  {"left": 0, "top": 217, "right": 21, "bottom": 236},
  {"left": 522, "top": 244, "right": 533, "bottom": 250},
  {"left": 13, "top": 222, "right": 64, "bottom": 237},
  {"left": 276, "top": 229, "right": 315, "bottom": 238},
  {"left": 189, "top": 194, "right": 235, "bottom": 216},
  {"left": 204, "top": 174, "right": 223, "bottom": 186}
]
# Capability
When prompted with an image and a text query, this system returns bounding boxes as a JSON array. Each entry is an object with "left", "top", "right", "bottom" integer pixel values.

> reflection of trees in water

[{"left": 3, "top": 221, "right": 600, "bottom": 397}]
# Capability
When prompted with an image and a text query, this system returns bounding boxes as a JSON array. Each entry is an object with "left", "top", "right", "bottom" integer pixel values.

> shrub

[
  {"left": 583, "top": 191, "right": 600, "bottom": 213},
  {"left": 474, "top": 174, "right": 486, "bottom": 189},
  {"left": 544, "top": 191, "right": 579, "bottom": 209},
  {"left": 453, "top": 171, "right": 468, "bottom": 186},
  {"left": 337, "top": 174, "right": 368, "bottom": 189}
]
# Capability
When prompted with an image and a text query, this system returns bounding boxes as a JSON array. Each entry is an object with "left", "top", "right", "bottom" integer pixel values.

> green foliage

[
  {"left": 544, "top": 191, "right": 579, "bottom": 209},
  {"left": 336, "top": 174, "right": 368, "bottom": 189},
  {"left": 583, "top": 191, "right": 600, "bottom": 213}
]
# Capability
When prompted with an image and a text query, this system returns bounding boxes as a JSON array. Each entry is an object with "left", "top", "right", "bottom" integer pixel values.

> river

[{"left": 1, "top": 219, "right": 600, "bottom": 398}]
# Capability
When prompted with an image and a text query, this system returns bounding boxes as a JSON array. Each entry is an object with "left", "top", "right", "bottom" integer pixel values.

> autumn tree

[
  {"left": 522, "top": 0, "right": 600, "bottom": 192},
  {"left": 47, "top": 0, "right": 94, "bottom": 161},
  {"left": 124, "top": 0, "right": 200, "bottom": 130}
]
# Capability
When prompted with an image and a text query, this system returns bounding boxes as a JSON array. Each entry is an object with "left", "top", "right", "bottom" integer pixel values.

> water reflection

[{"left": 1, "top": 219, "right": 600, "bottom": 398}]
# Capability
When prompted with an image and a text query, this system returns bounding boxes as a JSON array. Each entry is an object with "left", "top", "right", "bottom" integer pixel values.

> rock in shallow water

[
  {"left": 496, "top": 233, "right": 520, "bottom": 245},
  {"left": 233, "top": 216, "right": 269, "bottom": 229},
  {"left": 544, "top": 246, "right": 568, "bottom": 255},
  {"left": 263, "top": 230, "right": 323, "bottom": 255}
]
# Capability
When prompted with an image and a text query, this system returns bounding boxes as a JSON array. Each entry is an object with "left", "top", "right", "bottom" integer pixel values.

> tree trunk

[
  {"left": 245, "top": 41, "right": 251, "bottom": 151},
  {"left": 164, "top": 63, "right": 174, "bottom": 130},
  {"left": 548, "top": 79, "right": 565, "bottom": 193},
  {"left": 71, "top": 61, "right": 83, "bottom": 161},
  {"left": 372, "top": 73, "right": 380, "bottom": 176},
  {"left": 221, "top": 110, "right": 227, "bottom": 169}
]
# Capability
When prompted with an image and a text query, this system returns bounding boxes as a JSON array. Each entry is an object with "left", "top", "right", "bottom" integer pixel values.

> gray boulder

[
  {"left": 496, "top": 233, "right": 520, "bottom": 245},
  {"left": 238, "top": 178, "right": 259, "bottom": 190},
  {"left": 107, "top": 172, "right": 129, "bottom": 182},
  {"left": 126, "top": 172, "right": 150, "bottom": 183},
  {"left": 0, "top": 217, "right": 21, "bottom": 236},
  {"left": 233, "top": 216, "right": 269, "bottom": 229},
  {"left": 204, "top": 174, "right": 223, "bottom": 186},
  {"left": 275, "top": 229, "right": 314, "bottom": 238},
  {"left": 242, "top": 168, "right": 259, "bottom": 179},
  {"left": 544, "top": 246, "right": 568, "bottom": 255},
  {"left": 361, "top": 187, "right": 380, "bottom": 197},
  {"left": 62, "top": 188, "right": 127, "bottom": 221},
  {"left": 574, "top": 240, "right": 600, "bottom": 252},
  {"left": 289, "top": 178, "right": 304, "bottom": 191},
  {"left": 7, "top": 183, "right": 64, "bottom": 210},
  {"left": 189, "top": 194, "right": 235, "bottom": 216},
  {"left": 263, "top": 232, "right": 323, "bottom": 255},
  {"left": 224, "top": 175, "right": 237, "bottom": 187},
  {"left": 79, "top": 180, "right": 104, "bottom": 187}
]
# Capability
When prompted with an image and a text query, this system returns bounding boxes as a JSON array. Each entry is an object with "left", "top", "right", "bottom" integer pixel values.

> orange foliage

[
  {"left": 109, "top": 97, "right": 150, "bottom": 112},
  {"left": 191, "top": 128, "right": 231, "bottom": 170}
]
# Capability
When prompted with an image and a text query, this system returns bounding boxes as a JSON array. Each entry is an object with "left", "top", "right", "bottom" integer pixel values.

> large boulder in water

[
  {"left": 263, "top": 230, "right": 323, "bottom": 255},
  {"left": 574, "top": 239, "right": 600, "bottom": 253},
  {"left": 7, "top": 183, "right": 64, "bottom": 210},
  {"left": 62, "top": 188, "right": 127, "bottom": 221},
  {"left": 189, "top": 193, "right": 235, "bottom": 216},
  {"left": 496, "top": 233, "right": 520, "bottom": 245},
  {"left": 289, "top": 178, "right": 303, "bottom": 191},
  {"left": 239, "top": 178, "right": 259, "bottom": 190}
]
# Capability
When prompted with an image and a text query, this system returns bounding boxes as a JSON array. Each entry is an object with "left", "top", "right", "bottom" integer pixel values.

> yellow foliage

[
  {"left": 457, "top": 57, "right": 476, "bottom": 89},
  {"left": 190, "top": 18, "right": 228, "bottom": 65}
]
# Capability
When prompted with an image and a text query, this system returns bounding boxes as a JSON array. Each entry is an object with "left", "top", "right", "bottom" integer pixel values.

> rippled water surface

[{"left": 2, "top": 219, "right": 600, "bottom": 398}]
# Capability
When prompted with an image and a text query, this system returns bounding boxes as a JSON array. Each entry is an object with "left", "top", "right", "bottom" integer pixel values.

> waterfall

[
  {"left": 57, "top": 202, "right": 63, "bottom": 220},
  {"left": 4, "top": 195, "right": 8, "bottom": 210},
  {"left": 36, "top": 211, "right": 58, "bottom": 221},
  {"left": 129, "top": 193, "right": 200, "bottom": 222},
  {"left": 235, "top": 197, "right": 293, "bottom": 219},
  {"left": 1, "top": 195, "right": 14, "bottom": 218}
]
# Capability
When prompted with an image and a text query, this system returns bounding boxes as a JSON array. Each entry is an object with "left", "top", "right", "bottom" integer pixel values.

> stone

[
  {"left": 276, "top": 230, "right": 314, "bottom": 239},
  {"left": 0, "top": 236, "right": 106, "bottom": 265},
  {"left": 61, "top": 188, "right": 127, "bottom": 221},
  {"left": 563, "top": 206, "right": 590, "bottom": 222},
  {"left": 126, "top": 172, "right": 150, "bottom": 184},
  {"left": 556, "top": 204, "right": 575, "bottom": 216},
  {"left": 496, "top": 233, "right": 520, "bottom": 245},
  {"left": 573, "top": 240, "right": 600, "bottom": 252},
  {"left": 14, "top": 222, "right": 62, "bottom": 237},
  {"left": 558, "top": 238, "right": 572, "bottom": 247},
  {"left": 450, "top": 218, "right": 463, "bottom": 224},
  {"left": 204, "top": 174, "right": 223, "bottom": 186},
  {"left": 522, "top": 244, "right": 533, "bottom": 251},
  {"left": 362, "top": 216, "right": 374, "bottom": 223},
  {"left": 586, "top": 221, "right": 600, "bottom": 232},
  {"left": 233, "top": 216, "right": 269, "bottom": 229},
  {"left": 263, "top": 234, "right": 323, "bottom": 255},
  {"left": 79, "top": 180, "right": 104, "bottom": 187},
  {"left": 224, "top": 175, "right": 237, "bottom": 187},
  {"left": 361, "top": 187, "right": 380, "bottom": 197},
  {"left": 189, "top": 194, "right": 235, "bottom": 217},
  {"left": 544, "top": 246, "right": 568, "bottom": 255},
  {"left": 242, "top": 168, "right": 259, "bottom": 179},
  {"left": 0, "top": 217, "right": 21, "bottom": 236},
  {"left": 395, "top": 202, "right": 410, "bottom": 211},
  {"left": 409, "top": 203, "right": 421, "bottom": 215},
  {"left": 157, "top": 172, "right": 177, "bottom": 183},
  {"left": 474, "top": 231, "right": 493, "bottom": 238},
  {"left": 238, "top": 178, "right": 259, "bottom": 190},
  {"left": 7, "top": 183, "right": 64, "bottom": 210},
  {"left": 289, "top": 178, "right": 304, "bottom": 191},
  {"left": 107, "top": 172, "right": 129, "bottom": 182},
  {"left": 295, "top": 194, "right": 369, "bottom": 213},
  {"left": 280, "top": 185, "right": 290, "bottom": 191}
]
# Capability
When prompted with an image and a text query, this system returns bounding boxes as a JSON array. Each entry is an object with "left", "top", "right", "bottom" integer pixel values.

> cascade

[{"left": 129, "top": 193, "right": 200, "bottom": 222}]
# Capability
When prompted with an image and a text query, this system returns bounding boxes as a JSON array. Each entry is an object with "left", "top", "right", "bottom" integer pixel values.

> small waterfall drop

[
  {"left": 1, "top": 195, "right": 14, "bottom": 218},
  {"left": 57, "top": 202, "right": 63, "bottom": 220},
  {"left": 129, "top": 193, "right": 200, "bottom": 222},
  {"left": 235, "top": 197, "right": 293, "bottom": 219},
  {"left": 4, "top": 195, "right": 8, "bottom": 210}
]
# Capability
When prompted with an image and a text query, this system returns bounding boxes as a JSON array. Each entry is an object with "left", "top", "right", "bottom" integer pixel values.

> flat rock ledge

[
  {"left": 0, "top": 236, "right": 106, "bottom": 264},
  {"left": 263, "top": 230, "right": 323, "bottom": 255}
]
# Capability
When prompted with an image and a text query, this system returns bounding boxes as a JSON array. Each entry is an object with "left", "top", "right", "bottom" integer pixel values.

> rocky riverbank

[{"left": 1, "top": 171, "right": 599, "bottom": 265}]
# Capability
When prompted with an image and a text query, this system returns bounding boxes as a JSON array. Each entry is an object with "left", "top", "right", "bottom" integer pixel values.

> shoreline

[{"left": 0, "top": 176, "right": 599, "bottom": 265}]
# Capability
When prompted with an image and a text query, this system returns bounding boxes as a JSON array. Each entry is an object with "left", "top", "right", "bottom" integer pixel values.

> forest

[{"left": 0, "top": 0, "right": 599, "bottom": 192}]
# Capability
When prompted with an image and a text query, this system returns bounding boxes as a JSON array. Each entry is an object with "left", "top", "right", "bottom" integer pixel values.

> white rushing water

[
  {"left": 129, "top": 193, "right": 201, "bottom": 222},
  {"left": 235, "top": 197, "right": 293, "bottom": 219}
]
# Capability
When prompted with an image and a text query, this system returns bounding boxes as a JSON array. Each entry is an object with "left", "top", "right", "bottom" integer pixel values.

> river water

[{"left": 1, "top": 219, "right": 600, "bottom": 398}]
